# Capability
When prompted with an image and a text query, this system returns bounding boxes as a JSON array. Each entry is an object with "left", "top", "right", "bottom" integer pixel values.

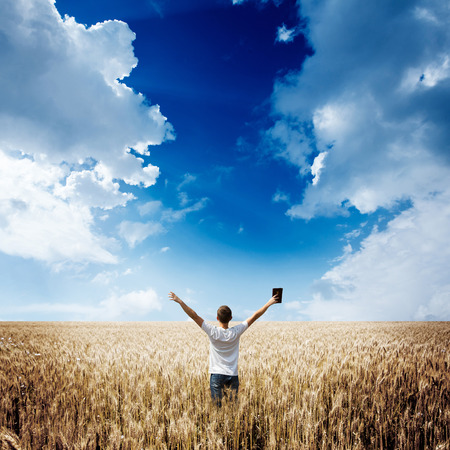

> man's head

[{"left": 217, "top": 305, "right": 232, "bottom": 324}]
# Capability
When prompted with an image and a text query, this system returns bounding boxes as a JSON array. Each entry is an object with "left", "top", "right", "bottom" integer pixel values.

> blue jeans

[{"left": 210, "top": 374, "right": 239, "bottom": 406}]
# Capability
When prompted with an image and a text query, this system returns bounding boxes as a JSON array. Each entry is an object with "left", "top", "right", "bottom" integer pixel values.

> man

[{"left": 168, "top": 291, "right": 280, "bottom": 405}]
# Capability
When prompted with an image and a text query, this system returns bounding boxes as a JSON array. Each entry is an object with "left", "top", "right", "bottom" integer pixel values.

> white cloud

[
  {"left": 118, "top": 220, "right": 166, "bottom": 248},
  {"left": 414, "top": 6, "right": 439, "bottom": 24},
  {"left": 266, "top": 120, "right": 314, "bottom": 176},
  {"left": 284, "top": 300, "right": 302, "bottom": 310},
  {"left": 177, "top": 173, "right": 197, "bottom": 191},
  {"left": 306, "top": 192, "right": 450, "bottom": 320},
  {"left": 310, "top": 151, "right": 327, "bottom": 185},
  {"left": 276, "top": 24, "right": 297, "bottom": 43},
  {"left": 265, "top": 0, "right": 450, "bottom": 318},
  {"left": 162, "top": 197, "right": 209, "bottom": 223},
  {"left": 8, "top": 288, "right": 162, "bottom": 320},
  {"left": 400, "top": 54, "right": 450, "bottom": 92},
  {"left": 178, "top": 192, "right": 190, "bottom": 207},
  {"left": 343, "top": 228, "right": 361, "bottom": 241},
  {"left": 92, "top": 270, "right": 120, "bottom": 285},
  {"left": 119, "top": 195, "right": 208, "bottom": 248},
  {"left": 0, "top": 150, "right": 117, "bottom": 264},
  {"left": 55, "top": 168, "right": 134, "bottom": 209},
  {"left": 0, "top": 0, "right": 174, "bottom": 264},
  {"left": 99, "top": 288, "right": 162, "bottom": 319},
  {"left": 138, "top": 200, "right": 163, "bottom": 216},
  {"left": 119, "top": 195, "right": 208, "bottom": 249},
  {"left": 270, "top": 1, "right": 450, "bottom": 218},
  {"left": 272, "top": 189, "right": 290, "bottom": 204},
  {"left": 0, "top": 0, "right": 174, "bottom": 170}
]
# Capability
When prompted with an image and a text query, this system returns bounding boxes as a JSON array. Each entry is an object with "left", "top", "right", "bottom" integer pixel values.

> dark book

[{"left": 272, "top": 288, "right": 283, "bottom": 303}]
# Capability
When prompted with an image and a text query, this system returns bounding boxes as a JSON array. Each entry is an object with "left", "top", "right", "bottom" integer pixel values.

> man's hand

[
  {"left": 168, "top": 292, "right": 181, "bottom": 303},
  {"left": 168, "top": 292, "right": 204, "bottom": 327},
  {"left": 269, "top": 294, "right": 280, "bottom": 306}
]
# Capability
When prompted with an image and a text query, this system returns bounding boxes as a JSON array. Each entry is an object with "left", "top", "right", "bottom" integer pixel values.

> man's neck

[{"left": 218, "top": 322, "right": 229, "bottom": 329}]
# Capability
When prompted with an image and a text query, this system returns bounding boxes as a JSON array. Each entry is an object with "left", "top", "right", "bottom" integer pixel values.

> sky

[{"left": 0, "top": 0, "right": 449, "bottom": 321}]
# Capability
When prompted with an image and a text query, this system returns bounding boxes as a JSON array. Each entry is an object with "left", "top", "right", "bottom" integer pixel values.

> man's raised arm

[
  {"left": 245, "top": 294, "right": 279, "bottom": 327},
  {"left": 168, "top": 292, "right": 204, "bottom": 327}
]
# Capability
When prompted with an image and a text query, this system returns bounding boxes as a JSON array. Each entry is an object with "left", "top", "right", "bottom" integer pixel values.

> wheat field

[{"left": 0, "top": 321, "right": 449, "bottom": 449}]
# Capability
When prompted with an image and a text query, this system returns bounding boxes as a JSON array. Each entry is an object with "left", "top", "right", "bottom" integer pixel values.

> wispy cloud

[
  {"left": 119, "top": 197, "right": 209, "bottom": 248},
  {"left": 118, "top": 221, "right": 166, "bottom": 248},
  {"left": 138, "top": 200, "right": 163, "bottom": 216},
  {"left": 275, "top": 24, "right": 298, "bottom": 43},
  {"left": 177, "top": 173, "right": 197, "bottom": 191},
  {"left": 7, "top": 288, "right": 162, "bottom": 320},
  {"left": 272, "top": 189, "right": 290, "bottom": 205},
  {"left": 162, "top": 198, "right": 209, "bottom": 223}
]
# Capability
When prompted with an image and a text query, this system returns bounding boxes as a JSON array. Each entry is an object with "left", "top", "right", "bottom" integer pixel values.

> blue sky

[{"left": 1, "top": 0, "right": 449, "bottom": 321}]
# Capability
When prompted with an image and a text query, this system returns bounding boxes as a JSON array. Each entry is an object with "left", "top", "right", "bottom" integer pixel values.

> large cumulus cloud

[
  {"left": 266, "top": 0, "right": 450, "bottom": 319},
  {"left": 0, "top": 0, "right": 173, "bottom": 264}
]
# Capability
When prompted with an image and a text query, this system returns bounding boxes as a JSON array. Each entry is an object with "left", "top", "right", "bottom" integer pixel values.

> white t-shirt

[{"left": 201, "top": 321, "right": 249, "bottom": 376}]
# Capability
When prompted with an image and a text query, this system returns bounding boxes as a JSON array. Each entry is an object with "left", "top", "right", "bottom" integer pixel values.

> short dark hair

[{"left": 217, "top": 305, "right": 232, "bottom": 324}]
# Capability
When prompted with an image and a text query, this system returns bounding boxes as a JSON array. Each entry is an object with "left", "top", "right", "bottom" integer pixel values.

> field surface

[{"left": 0, "top": 321, "right": 449, "bottom": 449}]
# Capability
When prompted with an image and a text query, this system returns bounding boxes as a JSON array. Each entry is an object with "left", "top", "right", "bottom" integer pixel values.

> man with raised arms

[{"left": 168, "top": 291, "right": 280, "bottom": 405}]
